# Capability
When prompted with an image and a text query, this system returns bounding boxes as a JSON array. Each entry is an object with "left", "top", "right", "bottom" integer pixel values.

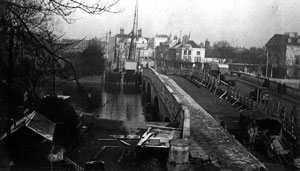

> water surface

[{"left": 50, "top": 82, "right": 146, "bottom": 122}]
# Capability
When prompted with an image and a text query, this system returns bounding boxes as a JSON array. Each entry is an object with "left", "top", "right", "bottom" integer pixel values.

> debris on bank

[{"left": 137, "top": 125, "right": 181, "bottom": 148}]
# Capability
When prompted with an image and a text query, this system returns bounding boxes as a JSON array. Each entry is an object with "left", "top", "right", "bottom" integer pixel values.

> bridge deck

[{"left": 162, "top": 75, "right": 266, "bottom": 170}]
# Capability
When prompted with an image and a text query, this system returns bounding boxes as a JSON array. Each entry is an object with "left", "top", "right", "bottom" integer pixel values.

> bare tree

[
  {"left": 0, "top": 0, "right": 121, "bottom": 133},
  {"left": 213, "top": 41, "right": 235, "bottom": 60}
]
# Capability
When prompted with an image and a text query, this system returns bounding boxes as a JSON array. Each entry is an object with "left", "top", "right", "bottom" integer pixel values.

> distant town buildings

[
  {"left": 153, "top": 33, "right": 226, "bottom": 69},
  {"left": 58, "top": 30, "right": 300, "bottom": 78},
  {"left": 60, "top": 30, "right": 234, "bottom": 72},
  {"left": 266, "top": 32, "right": 300, "bottom": 78},
  {"left": 107, "top": 27, "right": 154, "bottom": 71}
]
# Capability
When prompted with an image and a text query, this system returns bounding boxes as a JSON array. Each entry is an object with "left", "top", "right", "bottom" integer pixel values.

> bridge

[{"left": 142, "top": 68, "right": 268, "bottom": 170}]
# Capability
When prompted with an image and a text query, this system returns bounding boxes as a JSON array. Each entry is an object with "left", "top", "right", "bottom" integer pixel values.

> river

[{"left": 47, "top": 81, "right": 147, "bottom": 122}]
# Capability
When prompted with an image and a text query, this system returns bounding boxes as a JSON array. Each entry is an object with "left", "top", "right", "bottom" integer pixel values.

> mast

[
  {"left": 117, "top": 45, "right": 120, "bottom": 71},
  {"left": 128, "top": 0, "right": 138, "bottom": 60}
]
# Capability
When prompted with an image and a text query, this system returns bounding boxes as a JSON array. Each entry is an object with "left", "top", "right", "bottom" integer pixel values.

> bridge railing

[
  {"left": 143, "top": 68, "right": 190, "bottom": 139},
  {"left": 162, "top": 68, "right": 296, "bottom": 139}
]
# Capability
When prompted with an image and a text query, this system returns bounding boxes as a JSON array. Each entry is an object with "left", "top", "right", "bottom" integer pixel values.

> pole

[
  {"left": 265, "top": 51, "right": 269, "bottom": 78},
  {"left": 105, "top": 33, "right": 108, "bottom": 59},
  {"left": 52, "top": 55, "right": 56, "bottom": 96},
  {"left": 117, "top": 47, "right": 120, "bottom": 71}
]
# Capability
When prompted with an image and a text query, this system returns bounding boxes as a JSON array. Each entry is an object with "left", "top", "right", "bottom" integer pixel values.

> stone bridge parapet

[{"left": 142, "top": 68, "right": 190, "bottom": 139}]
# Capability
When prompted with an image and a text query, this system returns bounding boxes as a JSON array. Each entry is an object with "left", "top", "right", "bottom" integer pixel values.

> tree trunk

[{"left": 7, "top": 28, "right": 14, "bottom": 134}]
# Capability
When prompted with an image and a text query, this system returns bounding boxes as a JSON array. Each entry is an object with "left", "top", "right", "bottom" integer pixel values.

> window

[
  {"left": 296, "top": 56, "right": 300, "bottom": 64},
  {"left": 188, "top": 50, "right": 191, "bottom": 55},
  {"left": 188, "top": 56, "right": 191, "bottom": 61},
  {"left": 197, "top": 51, "right": 200, "bottom": 55},
  {"left": 288, "top": 38, "right": 292, "bottom": 43},
  {"left": 194, "top": 57, "right": 201, "bottom": 62},
  {"left": 184, "top": 50, "right": 187, "bottom": 55}
]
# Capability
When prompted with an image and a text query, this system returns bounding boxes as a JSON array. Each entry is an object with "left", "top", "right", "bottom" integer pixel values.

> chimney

[
  {"left": 138, "top": 28, "right": 142, "bottom": 37},
  {"left": 109, "top": 30, "right": 111, "bottom": 38},
  {"left": 284, "top": 32, "right": 298, "bottom": 38},
  {"left": 290, "top": 32, "right": 297, "bottom": 38},
  {"left": 120, "top": 27, "right": 124, "bottom": 35},
  {"left": 182, "top": 35, "right": 189, "bottom": 45},
  {"left": 205, "top": 39, "right": 210, "bottom": 48}
]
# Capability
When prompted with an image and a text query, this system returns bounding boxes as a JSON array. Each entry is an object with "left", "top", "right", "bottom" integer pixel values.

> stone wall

[{"left": 142, "top": 68, "right": 190, "bottom": 138}]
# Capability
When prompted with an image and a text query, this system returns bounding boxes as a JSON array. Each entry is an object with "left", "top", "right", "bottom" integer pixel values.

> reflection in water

[{"left": 49, "top": 82, "right": 145, "bottom": 122}]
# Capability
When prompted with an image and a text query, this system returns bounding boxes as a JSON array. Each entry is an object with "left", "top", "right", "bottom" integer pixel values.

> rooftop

[
  {"left": 155, "top": 34, "right": 169, "bottom": 38},
  {"left": 170, "top": 40, "right": 201, "bottom": 49},
  {"left": 266, "top": 33, "right": 300, "bottom": 47},
  {"left": 0, "top": 111, "right": 56, "bottom": 141}
]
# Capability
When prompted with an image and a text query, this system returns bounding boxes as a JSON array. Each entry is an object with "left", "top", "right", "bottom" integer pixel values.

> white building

[{"left": 173, "top": 40, "right": 205, "bottom": 63}]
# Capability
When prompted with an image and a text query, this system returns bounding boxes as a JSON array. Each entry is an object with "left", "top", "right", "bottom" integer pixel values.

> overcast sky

[{"left": 59, "top": 0, "right": 300, "bottom": 48}]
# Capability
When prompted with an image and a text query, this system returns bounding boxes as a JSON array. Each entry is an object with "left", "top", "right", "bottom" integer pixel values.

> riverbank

[
  {"left": 66, "top": 115, "right": 171, "bottom": 170},
  {"left": 55, "top": 75, "right": 104, "bottom": 84},
  {"left": 77, "top": 75, "right": 104, "bottom": 83}
]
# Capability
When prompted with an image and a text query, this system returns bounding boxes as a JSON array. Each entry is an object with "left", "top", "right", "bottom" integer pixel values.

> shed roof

[{"left": 0, "top": 111, "right": 56, "bottom": 141}]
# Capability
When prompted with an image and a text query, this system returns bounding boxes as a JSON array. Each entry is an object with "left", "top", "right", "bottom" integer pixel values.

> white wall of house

[{"left": 180, "top": 45, "right": 205, "bottom": 63}]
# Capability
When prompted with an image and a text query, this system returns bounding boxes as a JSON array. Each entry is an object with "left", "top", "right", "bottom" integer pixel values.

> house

[
  {"left": 169, "top": 40, "right": 205, "bottom": 63},
  {"left": 107, "top": 28, "right": 152, "bottom": 71},
  {"left": 266, "top": 32, "right": 300, "bottom": 78},
  {"left": 107, "top": 28, "right": 131, "bottom": 70}
]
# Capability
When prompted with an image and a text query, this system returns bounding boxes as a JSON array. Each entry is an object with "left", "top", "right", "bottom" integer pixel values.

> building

[
  {"left": 107, "top": 28, "right": 131, "bottom": 71},
  {"left": 107, "top": 28, "right": 153, "bottom": 71},
  {"left": 0, "top": 111, "right": 56, "bottom": 165},
  {"left": 169, "top": 40, "right": 205, "bottom": 63},
  {"left": 266, "top": 32, "right": 300, "bottom": 78}
]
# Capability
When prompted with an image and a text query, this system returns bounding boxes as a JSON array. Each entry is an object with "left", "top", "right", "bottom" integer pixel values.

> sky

[{"left": 58, "top": 0, "right": 300, "bottom": 48}]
